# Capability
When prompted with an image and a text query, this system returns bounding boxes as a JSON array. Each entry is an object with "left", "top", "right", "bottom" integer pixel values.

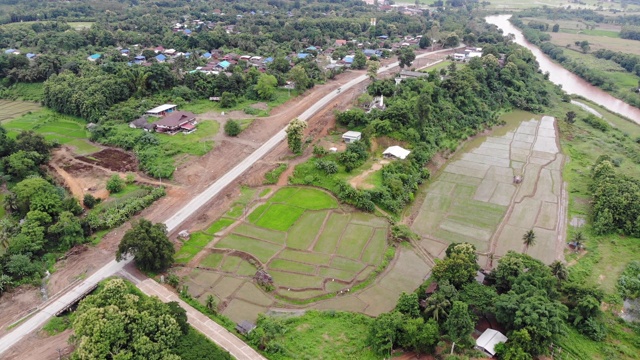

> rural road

[{"left": 0, "top": 45, "right": 462, "bottom": 358}]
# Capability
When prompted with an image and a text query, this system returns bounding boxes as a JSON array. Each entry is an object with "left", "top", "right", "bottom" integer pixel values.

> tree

[
  {"left": 396, "top": 292, "right": 420, "bottom": 318},
  {"left": 552, "top": 24, "right": 560, "bottom": 32},
  {"left": 419, "top": 36, "right": 432, "bottom": 49},
  {"left": 206, "top": 294, "right": 217, "bottom": 313},
  {"left": 368, "top": 311, "right": 404, "bottom": 356},
  {"left": 565, "top": 110, "right": 577, "bottom": 124},
  {"left": 443, "top": 301, "right": 474, "bottom": 344},
  {"left": 220, "top": 91, "right": 237, "bottom": 108},
  {"left": 571, "top": 230, "right": 585, "bottom": 251},
  {"left": 397, "top": 47, "right": 416, "bottom": 69},
  {"left": 550, "top": 260, "right": 568, "bottom": 281},
  {"left": 255, "top": 73, "right": 277, "bottom": 100},
  {"left": 352, "top": 50, "right": 367, "bottom": 70},
  {"left": 116, "top": 219, "right": 175, "bottom": 272},
  {"left": 167, "top": 301, "right": 189, "bottom": 335},
  {"left": 289, "top": 65, "right": 311, "bottom": 91},
  {"left": 424, "top": 291, "right": 452, "bottom": 323},
  {"left": 432, "top": 245, "right": 479, "bottom": 289},
  {"left": 285, "top": 118, "right": 306, "bottom": 154},
  {"left": 48, "top": 211, "right": 84, "bottom": 248},
  {"left": 106, "top": 174, "right": 124, "bottom": 194},
  {"left": 444, "top": 33, "right": 460, "bottom": 48},
  {"left": 366, "top": 60, "right": 380, "bottom": 81},
  {"left": 224, "top": 119, "right": 242, "bottom": 136},
  {"left": 399, "top": 317, "right": 439, "bottom": 354},
  {"left": 522, "top": 229, "right": 536, "bottom": 254},
  {"left": 494, "top": 329, "right": 533, "bottom": 360}
]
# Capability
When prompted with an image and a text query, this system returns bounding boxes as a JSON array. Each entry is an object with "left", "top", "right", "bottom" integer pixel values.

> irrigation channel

[{"left": 486, "top": 14, "right": 640, "bottom": 124}]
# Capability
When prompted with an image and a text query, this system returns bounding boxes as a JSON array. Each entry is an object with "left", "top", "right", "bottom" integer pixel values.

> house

[
  {"left": 155, "top": 54, "right": 167, "bottom": 62},
  {"left": 236, "top": 320, "right": 256, "bottom": 335},
  {"left": 4, "top": 49, "right": 19, "bottom": 55},
  {"left": 400, "top": 70, "right": 428, "bottom": 79},
  {"left": 383, "top": 146, "right": 411, "bottom": 160},
  {"left": 453, "top": 53, "right": 466, "bottom": 61},
  {"left": 239, "top": 55, "right": 251, "bottom": 61},
  {"left": 368, "top": 95, "right": 386, "bottom": 112},
  {"left": 153, "top": 111, "right": 197, "bottom": 134},
  {"left": 297, "top": 53, "right": 310, "bottom": 59},
  {"left": 87, "top": 53, "right": 101, "bottom": 61},
  {"left": 155, "top": 46, "right": 165, "bottom": 53},
  {"left": 334, "top": 39, "right": 347, "bottom": 46},
  {"left": 342, "top": 55, "right": 354, "bottom": 64},
  {"left": 129, "top": 116, "right": 155, "bottom": 131},
  {"left": 263, "top": 57, "right": 274, "bottom": 64},
  {"left": 216, "top": 60, "right": 231, "bottom": 70},
  {"left": 475, "top": 270, "right": 487, "bottom": 284},
  {"left": 250, "top": 56, "right": 262, "bottom": 62},
  {"left": 306, "top": 46, "right": 318, "bottom": 52},
  {"left": 202, "top": 52, "right": 212, "bottom": 59},
  {"left": 164, "top": 49, "right": 177, "bottom": 56},
  {"left": 475, "top": 329, "right": 508, "bottom": 357},
  {"left": 134, "top": 55, "right": 146, "bottom": 64},
  {"left": 342, "top": 131, "right": 362, "bottom": 143},
  {"left": 26, "top": 53, "right": 36, "bottom": 60},
  {"left": 146, "top": 104, "right": 177, "bottom": 117},
  {"left": 121, "top": 49, "right": 130, "bottom": 55},
  {"left": 183, "top": 29, "right": 192, "bottom": 35}
]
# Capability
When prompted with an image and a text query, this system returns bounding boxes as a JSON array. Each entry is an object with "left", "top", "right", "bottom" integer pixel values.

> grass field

[
  {"left": 0, "top": 83, "right": 44, "bottom": 102},
  {"left": 193, "top": 187, "right": 391, "bottom": 302},
  {"left": 181, "top": 88, "right": 293, "bottom": 116},
  {"left": 3, "top": 108, "right": 100, "bottom": 155}
]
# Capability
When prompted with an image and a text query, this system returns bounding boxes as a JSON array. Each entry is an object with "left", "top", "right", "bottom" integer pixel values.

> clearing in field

[
  {"left": 411, "top": 112, "right": 565, "bottom": 266},
  {"left": 183, "top": 186, "right": 390, "bottom": 314},
  {"left": 0, "top": 100, "right": 42, "bottom": 122}
]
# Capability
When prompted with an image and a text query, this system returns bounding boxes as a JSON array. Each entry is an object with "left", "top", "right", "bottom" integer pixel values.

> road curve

[{"left": 0, "top": 45, "right": 461, "bottom": 358}]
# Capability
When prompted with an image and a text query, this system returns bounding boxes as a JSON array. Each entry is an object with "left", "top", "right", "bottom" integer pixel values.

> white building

[
  {"left": 475, "top": 329, "right": 508, "bottom": 357},
  {"left": 342, "top": 131, "right": 362, "bottom": 143},
  {"left": 383, "top": 146, "right": 411, "bottom": 160}
]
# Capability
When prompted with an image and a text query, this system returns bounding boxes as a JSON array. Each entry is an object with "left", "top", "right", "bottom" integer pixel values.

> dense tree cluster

[
  {"left": 620, "top": 26, "right": 640, "bottom": 41},
  {"left": 116, "top": 219, "right": 174, "bottom": 272},
  {"left": 590, "top": 156, "right": 640, "bottom": 237},
  {"left": 593, "top": 49, "right": 640, "bottom": 77},
  {"left": 70, "top": 278, "right": 231, "bottom": 360}
]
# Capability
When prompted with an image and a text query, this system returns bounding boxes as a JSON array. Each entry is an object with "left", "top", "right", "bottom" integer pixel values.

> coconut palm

[
  {"left": 572, "top": 231, "right": 585, "bottom": 252},
  {"left": 550, "top": 260, "right": 568, "bottom": 281},
  {"left": 425, "top": 293, "right": 451, "bottom": 323},
  {"left": 522, "top": 229, "right": 536, "bottom": 254}
]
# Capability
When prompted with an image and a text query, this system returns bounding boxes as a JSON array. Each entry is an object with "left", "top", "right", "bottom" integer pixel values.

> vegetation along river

[{"left": 486, "top": 14, "right": 640, "bottom": 124}]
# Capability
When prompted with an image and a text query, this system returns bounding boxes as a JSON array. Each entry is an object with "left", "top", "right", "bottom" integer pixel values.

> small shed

[
  {"left": 453, "top": 53, "right": 466, "bottom": 61},
  {"left": 475, "top": 329, "right": 508, "bottom": 357},
  {"left": 342, "top": 131, "right": 362, "bottom": 144},
  {"left": 383, "top": 146, "right": 411, "bottom": 160},
  {"left": 236, "top": 320, "right": 256, "bottom": 335},
  {"left": 146, "top": 104, "right": 177, "bottom": 117},
  {"left": 178, "top": 230, "right": 190, "bottom": 240}
]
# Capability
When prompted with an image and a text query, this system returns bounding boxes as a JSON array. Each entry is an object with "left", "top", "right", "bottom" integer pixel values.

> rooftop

[
  {"left": 147, "top": 104, "right": 177, "bottom": 114},
  {"left": 383, "top": 146, "right": 411, "bottom": 160},
  {"left": 475, "top": 329, "right": 508, "bottom": 356},
  {"left": 342, "top": 131, "right": 362, "bottom": 139},
  {"left": 154, "top": 111, "right": 196, "bottom": 128}
]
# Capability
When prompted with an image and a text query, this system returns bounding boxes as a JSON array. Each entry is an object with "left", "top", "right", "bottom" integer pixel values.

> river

[{"left": 486, "top": 14, "right": 640, "bottom": 124}]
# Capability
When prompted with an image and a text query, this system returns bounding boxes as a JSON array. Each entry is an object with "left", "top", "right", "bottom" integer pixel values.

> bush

[
  {"left": 220, "top": 91, "right": 237, "bottom": 108},
  {"left": 106, "top": 174, "right": 125, "bottom": 194},
  {"left": 264, "top": 163, "right": 288, "bottom": 185},
  {"left": 315, "top": 159, "right": 338, "bottom": 174},
  {"left": 83, "top": 194, "right": 98, "bottom": 209},
  {"left": 224, "top": 120, "right": 241, "bottom": 136},
  {"left": 582, "top": 114, "right": 609, "bottom": 132}
]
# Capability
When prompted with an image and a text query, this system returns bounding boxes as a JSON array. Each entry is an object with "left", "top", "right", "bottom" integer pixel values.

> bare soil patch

[{"left": 77, "top": 148, "right": 137, "bottom": 172}]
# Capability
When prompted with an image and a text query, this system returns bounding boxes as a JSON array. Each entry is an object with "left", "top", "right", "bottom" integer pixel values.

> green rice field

[
  {"left": 0, "top": 100, "right": 42, "bottom": 122},
  {"left": 184, "top": 186, "right": 389, "bottom": 303}
]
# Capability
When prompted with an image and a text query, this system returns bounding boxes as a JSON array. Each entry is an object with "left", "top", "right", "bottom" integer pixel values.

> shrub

[
  {"left": 315, "top": 159, "right": 338, "bottom": 174},
  {"left": 220, "top": 92, "right": 237, "bottom": 108},
  {"left": 312, "top": 145, "right": 328, "bottom": 157},
  {"left": 224, "top": 120, "right": 241, "bottom": 136},
  {"left": 125, "top": 173, "right": 136, "bottom": 184},
  {"left": 83, "top": 194, "right": 98, "bottom": 209},
  {"left": 582, "top": 114, "right": 609, "bottom": 132},
  {"left": 106, "top": 174, "right": 125, "bottom": 194},
  {"left": 264, "top": 163, "right": 287, "bottom": 185}
]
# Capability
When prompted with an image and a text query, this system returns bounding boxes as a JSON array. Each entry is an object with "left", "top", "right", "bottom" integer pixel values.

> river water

[{"left": 486, "top": 14, "right": 640, "bottom": 124}]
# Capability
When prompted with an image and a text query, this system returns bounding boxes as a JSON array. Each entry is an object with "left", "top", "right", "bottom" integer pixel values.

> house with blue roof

[
  {"left": 155, "top": 54, "right": 167, "bottom": 62},
  {"left": 87, "top": 53, "right": 101, "bottom": 61},
  {"left": 184, "top": 52, "right": 191, "bottom": 58},
  {"left": 342, "top": 55, "right": 355, "bottom": 64},
  {"left": 263, "top": 57, "right": 274, "bottom": 64},
  {"left": 4, "top": 49, "right": 19, "bottom": 55},
  {"left": 306, "top": 46, "right": 317, "bottom": 52},
  {"left": 297, "top": 53, "right": 310, "bottom": 59},
  {"left": 202, "top": 52, "right": 212, "bottom": 59},
  {"left": 121, "top": 49, "right": 130, "bottom": 54},
  {"left": 26, "top": 53, "right": 36, "bottom": 60},
  {"left": 217, "top": 60, "right": 231, "bottom": 69},
  {"left": 184, "top": 29, "right": 192, "bottom": 35}
]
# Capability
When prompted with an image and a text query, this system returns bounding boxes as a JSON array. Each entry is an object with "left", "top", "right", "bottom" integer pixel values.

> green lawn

[
  {"left": 175, "top": 232, "right": 213, "bottom": 264},
  {"left": 269, "top": 259, "right": 317, "bottom": 275},
  {"left": 269, "top": 187, "right": 338, "bottom": 210},
  {"left": 204, "top": 218, "right": 235, "bottom": 235},
  {"left": 200, "top": 253, "right": 224, "bottom": 269},
  {"left": 181, "top": 88, "right": 293, "bottom": 116}
]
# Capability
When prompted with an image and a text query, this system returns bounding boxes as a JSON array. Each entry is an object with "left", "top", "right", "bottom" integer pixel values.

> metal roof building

[{"left": 475, "top": 329, "right": 508, "bottom": 356}]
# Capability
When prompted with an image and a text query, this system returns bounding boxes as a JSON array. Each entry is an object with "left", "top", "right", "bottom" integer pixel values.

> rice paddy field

[
  {"left": 178, "top": 186, "right": 430, "bottom": 323},
  {"left": 411, "top": 111, "right": 566, "bottom": 266},
  {"left": 0, "top": 100, "right": 41, "bottom": 122},
  {"left": 2, "top": 108, "right": 100, "bottom": 155}
]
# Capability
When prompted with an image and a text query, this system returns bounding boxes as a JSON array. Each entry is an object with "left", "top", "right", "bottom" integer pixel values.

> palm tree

[
  {"left": 522, "top": 229, "right": 536, "bottom": 254},
  {"left": 572, "top": 231, "right": 585, "bottom": 252},
  {"left": 205, "top": 294, "right": 217, "bottom": 313},
  {"left": 550, "top": 260, "right": 568, "bottom": 281},
  {"left": 425, "top": 293, "right": 450, "bottom": 322}
]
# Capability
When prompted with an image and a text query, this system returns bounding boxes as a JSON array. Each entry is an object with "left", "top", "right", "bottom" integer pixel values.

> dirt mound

[{"left": 77, "top": 148, "right": 137, "bottom": 172}]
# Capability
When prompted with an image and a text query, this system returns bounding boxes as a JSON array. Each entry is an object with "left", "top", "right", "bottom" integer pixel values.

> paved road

[{"left": 0, "top": 46, "right": 461, "bottom": 358}]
